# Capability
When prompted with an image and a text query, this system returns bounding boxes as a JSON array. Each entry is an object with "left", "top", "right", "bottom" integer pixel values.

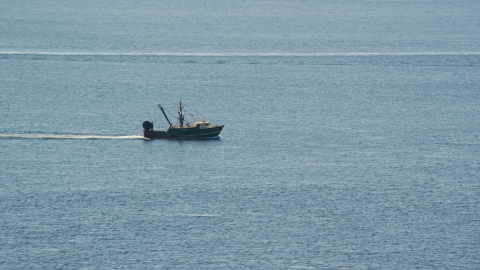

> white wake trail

[{"left": 0, "top": 133, "right": 145, "bottom": 140}]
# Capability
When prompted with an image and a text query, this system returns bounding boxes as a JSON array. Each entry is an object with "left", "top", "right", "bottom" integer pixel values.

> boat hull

[{"left": 143, "top": 125, "right": 224, "bottom": 139}]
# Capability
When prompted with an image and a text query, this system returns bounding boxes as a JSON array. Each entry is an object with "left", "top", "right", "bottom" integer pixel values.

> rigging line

[
  {"left": 162, "top": 107, "right": 177, "bottom": 119},
  {"left": 182, "top": 109, "right": 195, "bottom": 117},
  {"left": 157, "top": 106, "right": 178, "bottom": 126},
  {"left": 161, "top": 103, "right": 203, "bottom": 123},
  {"left": 184, "top": 107, "right": 202, "bottom": 118}
]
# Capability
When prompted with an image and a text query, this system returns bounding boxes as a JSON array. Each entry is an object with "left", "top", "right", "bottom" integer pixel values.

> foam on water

[{"left": 0, "top": 133, "right": 145, "bottom": 140}]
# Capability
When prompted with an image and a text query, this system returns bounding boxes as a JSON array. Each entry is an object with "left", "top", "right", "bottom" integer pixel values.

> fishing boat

[{"left": 142, "top": 100, "right": 224, "bottom": 139}]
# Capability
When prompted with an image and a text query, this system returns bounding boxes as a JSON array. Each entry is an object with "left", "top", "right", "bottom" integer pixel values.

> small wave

[
  {"left": 1, "top": 51, "right": 479, "bottom": 57},
  {"left": 0, "top": 133, "right": 145, "bottom": 140}
]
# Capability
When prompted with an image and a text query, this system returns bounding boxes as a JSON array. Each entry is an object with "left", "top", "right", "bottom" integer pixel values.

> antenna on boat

[{"left": 158, "top": 104, "right": 172, "bottom": 127}]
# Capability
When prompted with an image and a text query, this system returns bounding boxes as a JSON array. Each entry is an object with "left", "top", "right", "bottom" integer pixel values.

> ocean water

[{"left": 1, "top": 1, "right": 480, "bottom": 269}]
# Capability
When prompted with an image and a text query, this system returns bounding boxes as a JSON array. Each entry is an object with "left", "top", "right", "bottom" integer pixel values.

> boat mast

[
  {"left": 158, "top": 104, "right": 172, "bottom": 127},
  {"left": 179, "top": 100, "right": 185, "bottom": 127}
]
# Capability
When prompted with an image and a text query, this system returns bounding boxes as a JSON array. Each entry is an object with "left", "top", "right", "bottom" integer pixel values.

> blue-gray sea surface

[{"left": 1, "top": 1, "right": 479, "bottom": 269}]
